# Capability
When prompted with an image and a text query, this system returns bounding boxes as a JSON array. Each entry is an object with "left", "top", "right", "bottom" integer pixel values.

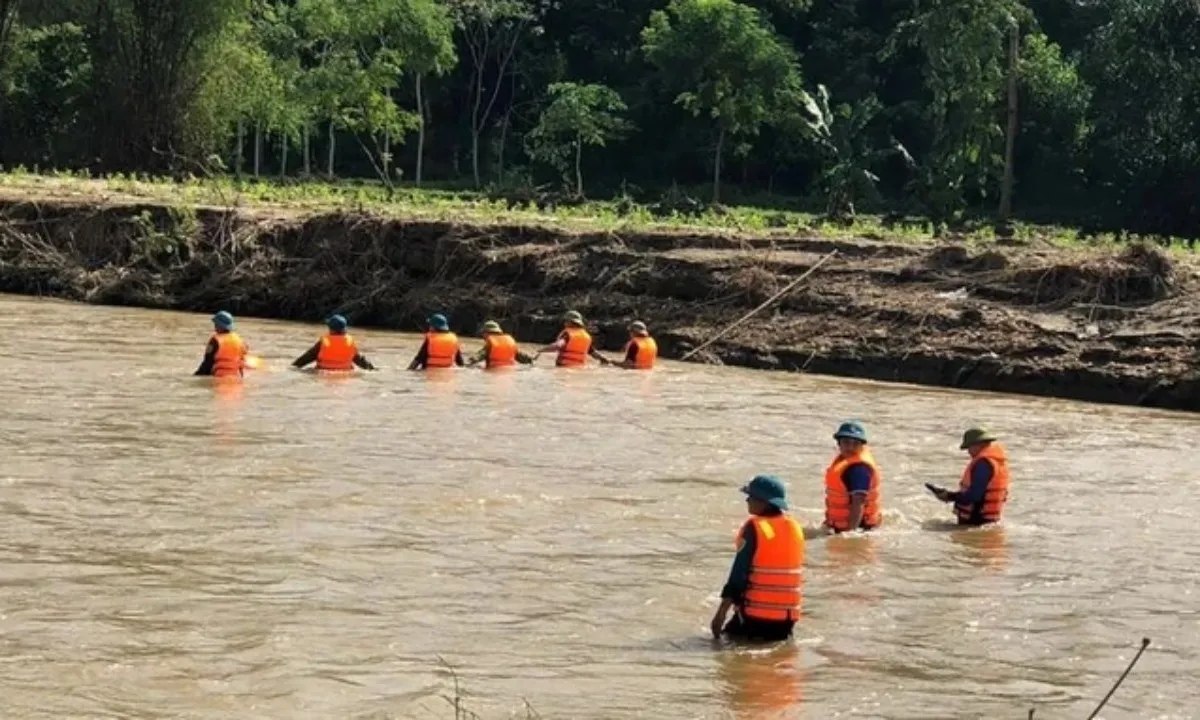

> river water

[{"left": 2, "top": 294, "right": 1197, "bottom": 719}]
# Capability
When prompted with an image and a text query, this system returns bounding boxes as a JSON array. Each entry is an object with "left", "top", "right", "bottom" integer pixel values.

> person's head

[
  {"left": 212, "top": 310, "right": 234, "bottom": 332},
  {"left": 326, "top": 314, "right": 348, "bottom": 334},
  {"left": 960, "top": 427, "right": 998, "bottom": 458},
  {"left": 628, "top": 320, "right": 648, "bottom": 338},
  {"left": 563, "top": 310, "right": 584, "bottom": 328},
  {"left": 481, "top": 320, "right": 503, "bottom": 335},
  {"left": 741, "top": 474, "right": 789, "bottom": 515},
  {"left": 428, "top": 313, "right": 450, "bottom": 332},
  {"left": 833, "top": 420, "right": 868, "bottom": 456}
]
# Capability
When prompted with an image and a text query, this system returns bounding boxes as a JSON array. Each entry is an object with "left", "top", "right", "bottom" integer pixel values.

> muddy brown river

[{"left": 2, "top": 294, "right": 1197, "bottom": 719}]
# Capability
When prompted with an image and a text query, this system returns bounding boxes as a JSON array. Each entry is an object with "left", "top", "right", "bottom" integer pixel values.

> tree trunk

[
  {"left": 574, "top": 134, "right": 583, "bottom": 197},
  {"left": 998, "top": 22, "right": 1019, "bottom": 226},
  {"left": 303, "top": 126, "right": 311, "bottom": 176},
  {"left": 471, "top": 131, "right": 481, "bottom": 188},
  {"left": 497, "top": 108, "right": 511, "bottom": 184},
  {"left": 415, "top": 74, "right": 425, "bottom": 187},
  {"left": 712, "top": 126, "right": 725, "bottom": 204},
  {"left": 234, "top": 118, "right": 245, "bottom": 177},
  {"left": 280, "top": 133, "right": 288, "bottom": 179},
  {"left": 327, "top": 120, "right": 336, "bottom": 178},
  {"left": 383, "top": 130, "right": 391, "bottom": 182},
  {"left": 253, "top": 121, "right": 262, "bottom": 178}
]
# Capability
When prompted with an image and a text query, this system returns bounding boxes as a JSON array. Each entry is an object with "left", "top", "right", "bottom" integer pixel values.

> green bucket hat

[
  {"left": 563, "top": 310, "right": 584, "bottom": 326},
  {"left": 629, "top": 320, "right": 648, "bottom": 335},
  {"left": 960, "top": 427, "right": 998, "bottom": 449},
  {"left": 741, "top": 474, "right": 789, "bottom": 510},
  {"left": 482, "top": 320, "right": 503, "bottom": 334}
]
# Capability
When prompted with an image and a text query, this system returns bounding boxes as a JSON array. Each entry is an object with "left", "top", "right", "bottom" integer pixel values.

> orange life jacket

[
  {"left": 957, "top": 443, "right": 1010, "bottom": 523},
  {"left": 211, "top": 332, "right": 246, "bottom": 378},
  {"left": 624, "top": 335, "right": 657, "bottom": 369},
  {"left": 425, "top": 331, "right": 459, "bottom": 368},
  {"left": 824, "top": 449, "right": 882, "bottom": 531},
  {"left": 316, "top": 333, "right": 356, "bottom": 371},
  {"left": 484, "top": 333, "right": 518, "bottom": 368},
  {"left": 557, "top": 327, "right": 592, "bottom": 367},
  {"left": 737, "top": 514, "right": 805, "bottom": 622}
]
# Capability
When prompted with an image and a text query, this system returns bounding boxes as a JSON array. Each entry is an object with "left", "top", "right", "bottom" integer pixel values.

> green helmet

[
  {"left": 563, "top": 310, "right": 584, "bottom": 326},
  {"left": 960, "top": 427, "right": 998, "bottom": 449},
  {"left": 741, "top": 474, "right": 789, "bottom": 510},
  {"left": 482, "top": 320, "right": 503, "bottom": 334}
]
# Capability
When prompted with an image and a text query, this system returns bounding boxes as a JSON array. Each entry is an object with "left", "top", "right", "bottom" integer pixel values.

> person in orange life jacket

[
  {"left": 711, "top": 475, "right": 805, "bottom": 642},
  {"left": 613, "top": 320, "right": 657, "bottom": 369},
  {"left": 194, "top": 311, "right": 248, "bottom": 377},
  {"left": 291, "top": 314, "right": 376, "bottom": 371},
  {"left": 821, "top": 421, "right": 883, "bottom": 534},
  {"left": 927, "top": 427, "right": 1010, "bottom": 526},
  {"left": 408, "top": 313, "right": 464, "bottom": 370},
  {"left": 535, "top": 310, "right": 612, "bottom": 366},
  {"left": 466, "top": 320, "right": 535, "bottom": 368}
]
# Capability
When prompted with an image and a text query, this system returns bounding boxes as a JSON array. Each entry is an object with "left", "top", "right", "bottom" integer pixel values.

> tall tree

[
  {"left": 87, "top": 0, "right": 251, "bottom": 170},
  {"left": 525, "top": 82, "right": 629, "bottom": 196},
  {"left": 642, "top": 0, "right": 805, "bottom": 203},
  {"left": 447, "top": 0, "right": 543, "bottom": 188}
]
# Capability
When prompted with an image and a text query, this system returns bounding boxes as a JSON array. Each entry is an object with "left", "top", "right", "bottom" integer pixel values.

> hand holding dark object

[{"left": 925, "top": 483, "right": 955, "bottom": 502}]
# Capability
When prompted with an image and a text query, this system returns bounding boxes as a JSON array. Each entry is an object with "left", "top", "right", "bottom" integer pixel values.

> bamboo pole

[{"left": 680, "top": 249, "right": 838, "bottom": 361}]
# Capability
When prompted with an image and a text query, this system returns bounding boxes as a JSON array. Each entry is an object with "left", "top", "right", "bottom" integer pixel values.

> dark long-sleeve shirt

[
  {"left": 193, "top": 336, "right": 220, "bottom": 376},
  {"left": 291, "top": 341, "right": 376, "bottom": 370},
  {"left": 720, "top": 508, "right": 784, "bottom": 602},
  {"left": 953, "top": 459, "right": 996, "bottom": 525},
  {"left": 408, "top": 338, "right": 465, "bottom": 370}
]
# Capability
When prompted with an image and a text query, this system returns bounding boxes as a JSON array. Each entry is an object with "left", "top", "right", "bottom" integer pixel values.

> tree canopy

[{"left": 0, "top": 0, "right": 1197, "bottom": 239}]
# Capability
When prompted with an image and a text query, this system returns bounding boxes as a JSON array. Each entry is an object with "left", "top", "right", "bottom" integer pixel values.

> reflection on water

[
  {"left": 0, "top": 294, "right": 1198, "bottom": 719},
  {"left": 717, "top": 643, "right": 806, "bottom": 719}
]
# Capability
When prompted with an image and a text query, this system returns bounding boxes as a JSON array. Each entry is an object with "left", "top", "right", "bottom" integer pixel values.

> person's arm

[
  {"left": 712, "top": 522, "right": 756, "bottom": 637},
  {"left": 843, "top": 463, "right": 873, "bottom": 530},
  {"left": 516, "top": 350, "right": 536, "bottom": 365},
  {"left": 193, "top": 338, "right": 218, "bottom": 376},
  {"left": 589, "top": 345, "right": 613, "bottom": 365},
  {"left": 618, "top": 342, "right": 638, "bottom": 368},
  {"left": 466, "top": 346, "right": 488, "bottom": 367},
  {"left": 407, "top": 340, "right": 429, "bottom": 370},
  {"left": 352, "top": 352, "right": 376, "bottom": 370},
  {"left": 291, "top": 342, "right": 321, "bottom": 369},
  {"left": 454, "top": 348, "right": 465, "bottom": 367},
  {"left": 537, "top": 332, "right": 568, "bottom": 354}
]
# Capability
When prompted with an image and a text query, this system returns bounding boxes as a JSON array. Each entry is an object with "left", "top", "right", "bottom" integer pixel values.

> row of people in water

[
  {"left": 193, "top": 309, "right": 658, "bottom": 377},
  {"left": 713, "top": 421, "right": 1010, "bottom": 642}
]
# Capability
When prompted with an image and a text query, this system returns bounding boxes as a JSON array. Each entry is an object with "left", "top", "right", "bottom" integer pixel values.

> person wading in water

[
  {"left": 194, "top": 311, "right": 249, "bottom": 378},
  {"left": 291, "top": 314, "right": 376, "bottom": 371},
  {"left": 711, "top": 475, "right": 805, "bottom": 643},
  {"left": 927, "top": 427, "right": 1010, "bottom": 526}
]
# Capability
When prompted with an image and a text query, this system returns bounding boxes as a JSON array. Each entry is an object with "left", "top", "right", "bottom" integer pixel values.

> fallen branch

[{"left": 680, "top": 249, "right": 837, "bottom": 361}]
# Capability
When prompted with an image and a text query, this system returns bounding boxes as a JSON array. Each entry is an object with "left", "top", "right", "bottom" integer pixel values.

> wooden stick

[
  {"left": 1086, "top": 637, "right": 1150, "bottom": 720},
  {"left": 680, "top": 249, "right": 838, "bottom": 361}
]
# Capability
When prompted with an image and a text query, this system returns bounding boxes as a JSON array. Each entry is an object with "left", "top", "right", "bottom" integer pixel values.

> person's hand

[{"left": 710, "top": 610, "right": 725, "bottom": 639}]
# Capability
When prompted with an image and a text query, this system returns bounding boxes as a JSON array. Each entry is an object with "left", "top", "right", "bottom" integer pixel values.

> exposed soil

[{"left": 1, "top": 193, "right": 1198, "bottom": 411}]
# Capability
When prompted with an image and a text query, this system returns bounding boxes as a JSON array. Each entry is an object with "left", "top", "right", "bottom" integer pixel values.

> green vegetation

[
  {"left": 1, "top": 168, "right": 1173, "bottom": 250},
  {"left": 0, "top": 0, "right": 1198, "bottom": 243}
]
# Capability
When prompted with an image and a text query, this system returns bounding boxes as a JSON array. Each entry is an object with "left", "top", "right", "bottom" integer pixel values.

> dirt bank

[{"left": 1, "top": 194, "right": 1197, "bottom": 411}]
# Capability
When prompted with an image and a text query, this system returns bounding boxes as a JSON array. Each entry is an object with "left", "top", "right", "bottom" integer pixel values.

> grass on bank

[{"left": 0, "top": 166, "right": 1192, "bottom": 251}]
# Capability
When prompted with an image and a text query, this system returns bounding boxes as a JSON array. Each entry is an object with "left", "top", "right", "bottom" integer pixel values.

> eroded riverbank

[{"left": 1, "top": 192, "right": 1197, "bottom": 410}]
